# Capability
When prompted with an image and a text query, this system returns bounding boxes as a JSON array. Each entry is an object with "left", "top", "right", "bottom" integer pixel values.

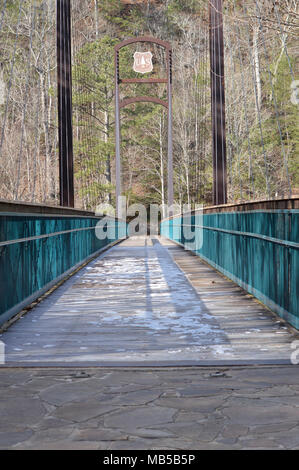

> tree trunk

[
  {"left": 253, "top": 26, "right": 262, "bottom": 112},
  {"left": 94, "top": 0, "right": 99, "bottom": 40},
  {"left": 40, "top": 72, "right": 50, "bottom": 202}
]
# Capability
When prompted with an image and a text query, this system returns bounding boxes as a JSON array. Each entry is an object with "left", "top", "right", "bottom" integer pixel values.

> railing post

[
  {"left": 57, "top": 0, "right": 74, "bottom": 208},
  {"left": 209, "top": 0, "right": 227, "bottom": 205}
]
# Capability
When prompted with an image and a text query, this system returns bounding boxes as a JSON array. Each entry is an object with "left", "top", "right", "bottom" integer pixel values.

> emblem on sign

[{"left": 133, "top": 51, "right": 153, "bottom": 74}]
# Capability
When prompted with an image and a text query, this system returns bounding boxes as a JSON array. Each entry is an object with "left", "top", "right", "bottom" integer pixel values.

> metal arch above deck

[{"left": 115, "top": 36, "right": 171, "bottom": 51}]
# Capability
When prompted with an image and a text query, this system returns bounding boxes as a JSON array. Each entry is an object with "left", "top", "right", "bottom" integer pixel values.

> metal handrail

[{"left": 170, "top": 224, "right": 299, "bottom": 249}]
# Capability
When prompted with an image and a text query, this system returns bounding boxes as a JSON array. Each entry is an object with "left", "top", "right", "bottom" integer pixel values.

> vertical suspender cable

[
  {"left": 233, "top": 0, "right": 255, "bottom": 200},
  {"left": 15, "top": 4, "right": 36, "bottom": 200},
  {"left": 57, "top": 0, "right": 74, "bottom": 207},
  {"left": 254, "top": 0, "right": 292, "bottom": 197},
  {"left": 226, "top": 26, "right": 243, "bottom": 201},
  {"left": 0, "top": 0, "right": 24, "bottom": 159},
  {"left": 210, "top": 0, "right": 227, "bottom": 205},
  {"left": 241, "top": 0, "right": 270, "bottom": 199},
  {"left": 0, "top": 0, "right": 8, "bottom": 33},
  {"left": 273, "top": 2, "right": 295, "bottom": 81},
  {"left": 217, "top": 0, "right": 226, "bottom": 204}
]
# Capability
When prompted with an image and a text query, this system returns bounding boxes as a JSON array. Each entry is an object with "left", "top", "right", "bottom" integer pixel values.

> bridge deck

[{"left": 1, "top": 236, "right": 297, "bottom": 366}]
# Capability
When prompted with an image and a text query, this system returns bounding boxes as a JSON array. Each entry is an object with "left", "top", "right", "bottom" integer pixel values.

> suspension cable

[
  {"left": 225, "top": 13, "right": 243, "bottom": 200},
  {"left": 0, "top": 0, "right": 8, "bottom": 33},
  {"left": 15, "top": 3, "right": 36, "bottom": 200},
  {"left": 273, "top": 1, "right": 295, "bottom": 81},
  {"left": 233, "top": 0, "right": 255, "bottom": 200},
  {"left": 254, "top": 0, "right": 292, "bottom": 197},
  {"left": 0, "top": 0, "right": 24, "bottom": 159},
  {"left": 241, "top": 0, "right": 271, "bottom": 199}
]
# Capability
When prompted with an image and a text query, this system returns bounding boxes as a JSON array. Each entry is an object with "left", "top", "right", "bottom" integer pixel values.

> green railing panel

[
  {"left": 160, "top": 210, "right": 299, "bottom": 330},
  {"left": 0, "top": 213, "right": 127, "bottom": 326}
]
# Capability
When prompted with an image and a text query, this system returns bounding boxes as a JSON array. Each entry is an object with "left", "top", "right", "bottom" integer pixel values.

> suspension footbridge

[{"left": 0, "top": 0, "right": 298, "bottom": 451}]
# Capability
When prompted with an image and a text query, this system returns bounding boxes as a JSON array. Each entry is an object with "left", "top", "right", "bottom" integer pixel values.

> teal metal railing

[
  {"left": 161, "top": 209, "right": 299, "bottom": 330},
  {"left": 0, "top": 211, "right": 127, "bottom": 326}
]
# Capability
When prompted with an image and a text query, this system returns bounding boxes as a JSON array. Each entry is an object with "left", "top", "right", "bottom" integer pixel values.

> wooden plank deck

[{"left": 1, "top": 236, "right": 298, "bottom": 366}]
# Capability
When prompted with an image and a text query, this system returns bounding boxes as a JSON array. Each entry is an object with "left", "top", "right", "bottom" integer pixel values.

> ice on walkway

[{"left": 1, "top": 236, "right": 296, "bottom": 364}]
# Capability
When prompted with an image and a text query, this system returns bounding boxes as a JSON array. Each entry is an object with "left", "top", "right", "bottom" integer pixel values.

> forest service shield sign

[{"left": 133, "top": 51, "right": 153, "bottom": 74}]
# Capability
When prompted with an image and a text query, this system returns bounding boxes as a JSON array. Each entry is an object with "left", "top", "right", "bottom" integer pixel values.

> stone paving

[
  {"left": 1, "top": 236, "right": 298, "bottom": 450},
  {"left": 0, "top": 366, "right": 299, "bottom": 450}
]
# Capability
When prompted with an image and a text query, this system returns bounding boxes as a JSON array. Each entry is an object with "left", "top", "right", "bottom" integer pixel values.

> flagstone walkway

[{"left": 0, "top": 365, "right": 299, "bottom": 450}]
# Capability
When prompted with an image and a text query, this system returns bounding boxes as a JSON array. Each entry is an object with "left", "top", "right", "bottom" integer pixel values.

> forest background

[{"left": 0, "top": 0, "right": 298, "bottom": 210}]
